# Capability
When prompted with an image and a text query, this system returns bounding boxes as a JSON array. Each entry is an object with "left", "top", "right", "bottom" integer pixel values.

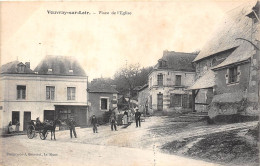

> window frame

[
  {"left": 175, "top": 75, "right": 182, "bottom": 86},
  {"left": 157, "top": 74, "right": 163, "bottom": 86},
  {"left": 100, "top": 97, "right": 109, "bottom": 111},
  {"left": 170, "top": 94, "right": 182, "bottom": 107},
  {"left": 228, "top": 66, "right": 238, "bottom": 84},
  {"left": 46, "top": 86, "right": 55, "bottom": 100},
  {"left": 17, "top": 85, "right": 26, "bottom": 100},
  {"left": 67, "top": 87, "right": 76, "bottom": 100}
]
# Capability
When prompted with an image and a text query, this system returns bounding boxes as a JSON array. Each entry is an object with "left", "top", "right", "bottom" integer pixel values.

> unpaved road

[{"left": 0, "top": 116, "right": 257, "bottom": 166}]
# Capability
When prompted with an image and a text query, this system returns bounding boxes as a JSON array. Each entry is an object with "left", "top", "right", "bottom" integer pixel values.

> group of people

[
  {"left": 90, "top": 107, "right": 142, "bottom": 133},
  {"left": 7, "top": 120, "right": 20, "bottom": 134},
  {"left": 8, "top": 107, "right": 142, "bottom": 137}
]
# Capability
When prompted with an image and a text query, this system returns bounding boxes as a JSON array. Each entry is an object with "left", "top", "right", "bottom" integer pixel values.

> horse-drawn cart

[{"left": 27, "top": 120, "right": 48, "bottom": 140}]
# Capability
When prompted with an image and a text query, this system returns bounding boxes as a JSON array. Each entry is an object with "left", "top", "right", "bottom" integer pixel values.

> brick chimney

[{"left": 25, "top": 62, "right": 30, "bottom": 69}]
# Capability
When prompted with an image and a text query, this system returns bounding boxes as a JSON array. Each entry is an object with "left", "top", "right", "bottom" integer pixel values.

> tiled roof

[
  {"left": 1, "top": 61, "right": 34, "bottom": 74},
  {"left": 34, "top": 56, "right": 86, "bottom": 76},
  {"left": 155, "top": 51, "right": 197, "bottom": 72},
  {"left": 88, "top": 82, "right": 118, "bottom": 94},
  {"left": 193, "top": 0, "right": 258, "bottom": 62}
]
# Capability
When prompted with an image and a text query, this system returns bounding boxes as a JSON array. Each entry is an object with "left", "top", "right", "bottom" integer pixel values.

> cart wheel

[
  {"left": 27, "top": 125, "right": 35, "bottom": 139},
  {"left": 39, "top": 130, "right": 48, "bottom": 140}
]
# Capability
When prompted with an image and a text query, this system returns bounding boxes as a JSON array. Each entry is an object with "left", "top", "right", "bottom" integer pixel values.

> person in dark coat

[
  {"left": 67, "top": 117, "right": 77, "bottom": 138},
  {"left": 91, "top": 115, "right": 98, "bottom": 133},
  {"left": 8, "top": 121, "right": 13, "bottom": 134},
  {"left": 135, "top": 108, "right": 141, "bottom": 127},
  {"left": 110, "top": 112, "right": 117, "bottom": 131}
]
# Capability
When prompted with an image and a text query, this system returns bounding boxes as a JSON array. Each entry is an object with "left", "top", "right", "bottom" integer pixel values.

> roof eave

[{"left": 212, "top": 58, "right": 251, "bottom": 71}]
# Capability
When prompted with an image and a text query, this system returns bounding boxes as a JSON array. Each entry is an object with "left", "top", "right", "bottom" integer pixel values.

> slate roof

[
  {"left": 212, "top": 41, "right": 256, "bottom": 70},
  {"left": 188, "top": 70, "right": 215, "bottom": 90},
  {"left": 154, "top": 51, "right": 197, "bottom": 72},
  {"left": 138, "top": 84, "right": 148, "bottom": 92},
  {"left": 34, "top": 56, "right": 86, "bottom": 76},
  {"left": 88, "top": 82, "right": 118, "bottom": 94},
  {"left": 193, "top": 0, "right": 258, "bottom": 62},
  {"left": 1, "top": 61, "right": 34, "bottom": 74}
]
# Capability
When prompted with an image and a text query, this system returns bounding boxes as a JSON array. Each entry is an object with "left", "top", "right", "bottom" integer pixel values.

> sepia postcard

[{"left": 0, "top": 0, "right": 259, "bottom": 166}]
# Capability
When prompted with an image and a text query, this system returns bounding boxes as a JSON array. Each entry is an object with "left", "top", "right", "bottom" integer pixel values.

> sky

[{"left": 0, "top": 0, "right": 249, "bottom": 80}]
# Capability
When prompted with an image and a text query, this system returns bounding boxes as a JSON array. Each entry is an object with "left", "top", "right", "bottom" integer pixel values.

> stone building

[
  {"left": 148, "top": 51, "right": 197, "bottom": 113},
  {"left": 0, "top": 56, "right": 88, "bottom": 132},
  {"left": 189, "top": 1, "right": 259, "bottom": 120},
  {"left": 137, "top": 84, "right": 149, "bottom": 114}
]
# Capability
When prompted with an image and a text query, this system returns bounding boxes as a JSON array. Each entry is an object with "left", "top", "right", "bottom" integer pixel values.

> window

[
  {"left": 159, "top": 61, "right": 163, "bottom": 68},
  {"left": 211, "top": 58, "right": 217, "bottom": 67},
  {"left": 12, "top": 111, "right": 20, "bottom": 125},
  {"left": 157, "top": 74, "right": 163, "bottom": 86},
  {"left": 175, "top": 75, "right": 181, "bottom": 86},
  {"left": 17, "top": 85, "right": 26, "bottom": 99},
  {"left": 170, "top": 94, "right": 182, "bottom": 107},
  {"left": 182, "top": 94, "right": 188, "bottom": 108},
  {"left": 101, "top": 98, "right": 108, "bottom": 110},
  {"left": 46, "top": 86, "right": 55, "bottom": 100},
  {"left": 67, "top": 87, "right": 76, "bottom": 100},
  {"left": 229, "top": 66, "right": 238, "bottom": 83},
  {"left": 17, "top": 64, "right": 25, "bottom": 73}
]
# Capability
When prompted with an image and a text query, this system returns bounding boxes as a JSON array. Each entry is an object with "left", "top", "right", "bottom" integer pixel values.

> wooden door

[
  {"left": 157, "top": 93, "right": 163, "bottom": 111},
  {"left": 23, "top": 112, "right": 31, "bottom": 131}
]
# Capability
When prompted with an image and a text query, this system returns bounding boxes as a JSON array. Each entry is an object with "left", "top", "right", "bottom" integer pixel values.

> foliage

[{"left": 113, "top": 64, "right": 153, "bottom": 97}]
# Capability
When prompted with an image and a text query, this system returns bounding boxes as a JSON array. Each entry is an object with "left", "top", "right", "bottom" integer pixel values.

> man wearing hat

[
  {"left": 91, "top": 114, "right": 98, "bottom": 133},
  {"left": 134, "top": 108, "right": 141, "bottom": 127},
  {"left": 67, "top": 116, "right": 77, "bottom": 138}
]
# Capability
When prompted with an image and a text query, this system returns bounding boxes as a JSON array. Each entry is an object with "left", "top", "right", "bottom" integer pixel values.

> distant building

[
  {"left": 0, "top": 56, "right": 88, "bottom": 133},
  {"left": 88, "top": 79, "right": 118, "bottom": 123},
  {"left": 148, "top": 50, "right": 197, "bottom": 113},
  {"left": 137, "top": 84, "right": 149, "bottom": 114},
  {"left": 189, "top": 1, "right": 259, "bottom": 119}
]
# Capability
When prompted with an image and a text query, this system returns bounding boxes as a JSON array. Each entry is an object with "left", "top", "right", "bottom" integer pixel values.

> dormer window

[
  {"left": 17, "top": 63, "right": 25, "bottom": 73},
  {"left": 158, "top": 59, "right": 167, "bottom": 68},
  {"left": 246, "top": 4, "right": 259, "bottom": 24}
]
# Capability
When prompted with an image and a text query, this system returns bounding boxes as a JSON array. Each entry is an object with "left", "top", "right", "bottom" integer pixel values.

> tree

[{"left": 113, "top": 63, "right": 153, "bottom": 108}]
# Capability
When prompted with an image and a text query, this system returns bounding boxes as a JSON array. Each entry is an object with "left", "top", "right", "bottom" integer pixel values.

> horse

[{"left": 42, "top": 119, "right": 62, "bottom": 140}]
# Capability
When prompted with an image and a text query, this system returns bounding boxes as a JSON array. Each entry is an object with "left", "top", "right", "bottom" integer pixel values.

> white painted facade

[
  {"left": 148, "top": 69, "right": 195, "bottom": 112},
  {"left": 0, "top": 74, "right": 88, "bottom": 132}
]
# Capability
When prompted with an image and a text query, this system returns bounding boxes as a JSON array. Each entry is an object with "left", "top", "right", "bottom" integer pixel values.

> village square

[{"left": 0, "top": 1, "right": 259, "bottom": 166}]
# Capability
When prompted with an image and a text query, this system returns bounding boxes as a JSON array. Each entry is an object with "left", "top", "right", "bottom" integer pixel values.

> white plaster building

[
  {"left": 148, "top": 51, "right": 197, "bottom": 113},
  {"left": 0, "top": 56, "right": 88, "bottom": 133}
]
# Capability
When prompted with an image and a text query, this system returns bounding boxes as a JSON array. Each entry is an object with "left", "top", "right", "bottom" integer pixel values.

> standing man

[
  {"left": 91, "top": 115, "right": 98, "bottom": 133},
  {"left": 68, "top": 117, "right": 77, "bottom": 138},
  {"left": 135, "top": 108, "right": 141, "bottom": 127},
  {"left": 110, "top": 112, "right": 117, "bottom": 131}
]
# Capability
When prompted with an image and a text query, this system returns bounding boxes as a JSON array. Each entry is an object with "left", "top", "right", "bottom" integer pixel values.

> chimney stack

[{"left": 25, "top": 62, "right": 30, "bottom": 69}]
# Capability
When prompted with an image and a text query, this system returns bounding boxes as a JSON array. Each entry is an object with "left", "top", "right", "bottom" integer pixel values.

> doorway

[
  {"left": 44, "top": 110, "right": 54, "bottom": 121},
  {"left": 23, "top": 112, "right": 31, "bottom": 131},
  {"left": 157, "top": 93, "right": 163, "bottom": 111}
]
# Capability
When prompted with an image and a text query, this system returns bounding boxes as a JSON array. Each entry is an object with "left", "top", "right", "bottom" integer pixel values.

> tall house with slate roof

[
  {"left": 189, "top": 1, "right": 259, "bottom": 120},
  {"left": 148, "top": 50, "right": 198, "bottom": 113},
  {"left": 0, "top": 56, "right": 88, "bottom": 133}
]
